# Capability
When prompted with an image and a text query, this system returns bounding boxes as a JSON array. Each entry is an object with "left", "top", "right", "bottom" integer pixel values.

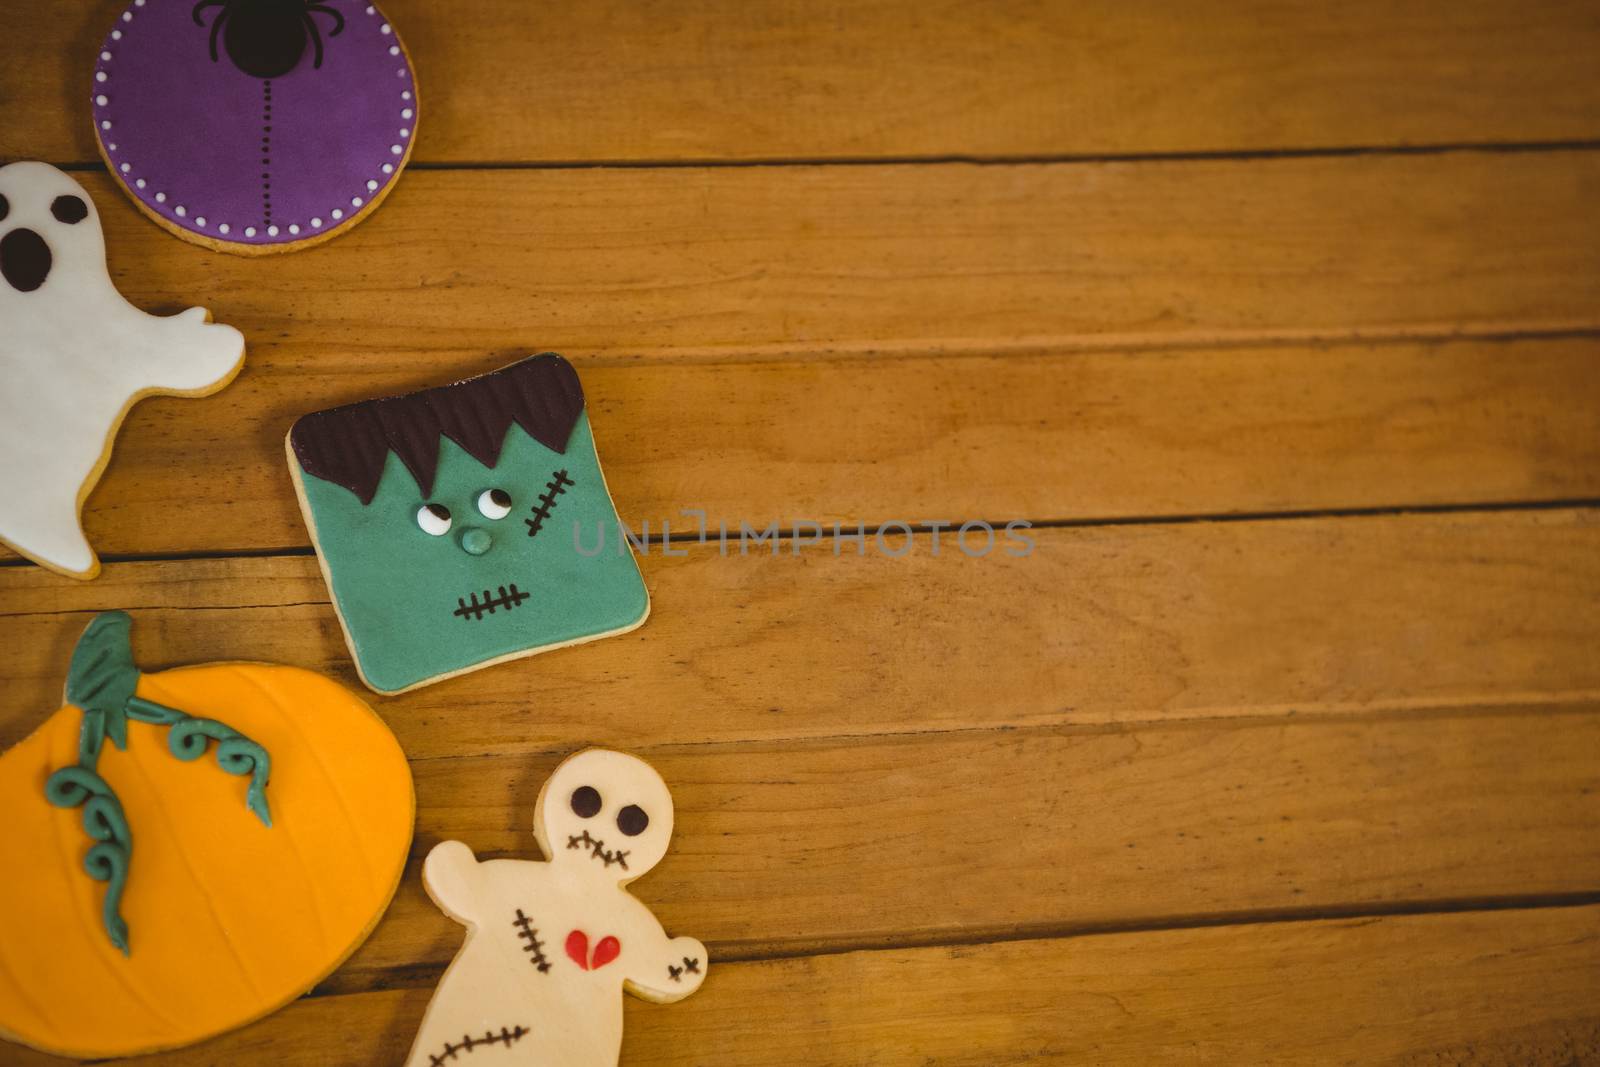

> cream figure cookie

[
  {"left": 0, "top": 161, "right": 244, "bottom": 579},
  {"left": 407, "top": 750, "right": 707, "bottom": 1067}
]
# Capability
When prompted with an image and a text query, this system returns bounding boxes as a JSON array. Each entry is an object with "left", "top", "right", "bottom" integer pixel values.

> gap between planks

[
  {"left": 31, "top": 324, "right": 1597, "bottom": 372},
  {"left": 42, "top": 137, "right": 1600, "bottom": 175},
  {"left": 7, "top": 495, "right": 1598, "bottom": 571}
]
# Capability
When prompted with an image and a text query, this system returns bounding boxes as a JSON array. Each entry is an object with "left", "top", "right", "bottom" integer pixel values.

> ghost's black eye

[
  {"left": 0, "top": 193, "right": 8, "bottom": 223},
  {"left": 570, "top": 786, "right": 602, "bottom": 818},
  {"left": 617, "top": 805, "right": 649, "bottom": 836},
  {"left": 51, "top": 196, "right": 88, "bottom": 225}
]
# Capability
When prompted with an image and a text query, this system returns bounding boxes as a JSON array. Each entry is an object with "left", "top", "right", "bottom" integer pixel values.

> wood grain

[
  {"left": 83, "top": 156, "right": 1600, "bottom": 357},
  {"left": 7, "top": 0, "right": 1600, "bottom": 165},
  {"left": 3, "top": 511, "right": 1598, "bottom": 757},
  {"left": 11, "top": 906, "right": 1599, "bottom": 1065},
  {"left": 41, "top": 334, "right": 1600, "bottom": 558},
  {"left": 327, "top": 706, "right": 1600, "bottom": 981}
]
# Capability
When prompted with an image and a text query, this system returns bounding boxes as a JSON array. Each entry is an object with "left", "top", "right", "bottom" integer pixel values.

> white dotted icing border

[{"left": 92, "top": 0, "right": 415, "bottom": 244}]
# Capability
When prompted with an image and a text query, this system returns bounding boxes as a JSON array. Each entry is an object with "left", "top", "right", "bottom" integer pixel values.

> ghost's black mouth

[
  {"left": 453, "top": 583, "right": 530, "bottom": 621},
  {"left": 0, "top": 228, "right": 52, "bottom": 293},
  {"left": 567, "top": 829, "right": 629, "bottom": 870}
]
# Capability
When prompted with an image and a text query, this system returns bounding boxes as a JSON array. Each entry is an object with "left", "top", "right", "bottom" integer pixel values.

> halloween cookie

[
  {"left": 0, "top": 612, "right": 414, "bottom": 1059},
  {"left": 407, "top": 750, "right": 707, "bottom": 1067},
  {"left": 286, "top": 354, "right": 651, "bottom": 694},
  {"left": 0, "top": 161, "right": 244, "bottom": 579},
  {"left": 92, "top": 0, "right": 418, "bottom": 254}
]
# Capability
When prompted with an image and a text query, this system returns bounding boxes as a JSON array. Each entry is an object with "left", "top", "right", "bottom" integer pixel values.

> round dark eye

[
  {"left": 570, "top": 786, "right": 601, "bottom": 818},
  {"left": 51, "top": 195, "right": 88, "bottom": 224},
  {"left": 616, "top": 805, "right": 649, "bottom": 836},
  {"left": 0, "top": 193, "right": 8, "bottom": 223}
]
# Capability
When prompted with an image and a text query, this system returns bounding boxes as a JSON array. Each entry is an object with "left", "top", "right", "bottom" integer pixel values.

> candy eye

[
  {"left": 477, "top": 488, "right": 512, "bottom": 520},
  {"left": 416, "top": 503, "right": 452, "bottom": 536}
]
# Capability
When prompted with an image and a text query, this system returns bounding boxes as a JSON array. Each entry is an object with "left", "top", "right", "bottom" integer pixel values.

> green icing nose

[{"left": 460, "top": 527, "right": 492, "bottom": 556}]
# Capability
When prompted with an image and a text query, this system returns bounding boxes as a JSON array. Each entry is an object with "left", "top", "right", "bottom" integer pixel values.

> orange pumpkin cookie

[{"left": 0, "top": 612, "right": 414, "bottom": 1059}]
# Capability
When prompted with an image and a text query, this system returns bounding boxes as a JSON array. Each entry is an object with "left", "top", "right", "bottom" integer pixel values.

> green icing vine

[
  {"left": 43, "top": 612, "right": 274, "bottom": 955},
  {"left": 126, "top": 696, "right": 272, "bottom": 828},
  {"left": 44, "top": 766, "right": 132, "bottom": 954}
]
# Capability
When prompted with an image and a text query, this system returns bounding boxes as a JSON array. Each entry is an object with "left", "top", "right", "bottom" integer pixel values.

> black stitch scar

[
  {"left": 525, "top": 469, "right": 574, "bottom": 538},
  {"left": 511, "top": 909, "right": 552, "bottom": 973},
  {"left": 668, "top": 956, "right": 701, "bottom": 983},
  {"left": 567, "top": 829, "right": 629, "bottom": 870},
  {"left": 427, "top": 1024, "right": 529, "bottom": 1065}
]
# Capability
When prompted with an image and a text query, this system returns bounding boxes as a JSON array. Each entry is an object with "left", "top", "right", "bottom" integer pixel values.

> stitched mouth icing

[
  {"left": 453, "top": 583, "right": 530, "bottom": 621},
  {"left": 567, "top": 829, "right": 628, "bottom": 870}
]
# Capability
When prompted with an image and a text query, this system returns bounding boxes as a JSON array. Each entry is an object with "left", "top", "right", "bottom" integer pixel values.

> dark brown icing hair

[{"left": 289, "top": 353, "right": 585, "bottom": 504}]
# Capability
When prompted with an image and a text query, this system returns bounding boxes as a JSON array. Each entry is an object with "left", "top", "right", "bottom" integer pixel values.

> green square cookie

[{"left": 287, "top": 354, "right": 648, "bottom": 693}]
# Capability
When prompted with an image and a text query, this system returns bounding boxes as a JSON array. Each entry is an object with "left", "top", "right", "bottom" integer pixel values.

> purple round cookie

[{"left": 92, "top": 0, "right": 417, "bottom": 253}]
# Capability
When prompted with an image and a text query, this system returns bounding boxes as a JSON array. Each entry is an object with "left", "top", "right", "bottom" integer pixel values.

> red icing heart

[
  {"left": 592, "top": 935, "right": 621, "bottom": 969},
  {"left": 565, "top": 930, "right": 622, "bottom": 970}
]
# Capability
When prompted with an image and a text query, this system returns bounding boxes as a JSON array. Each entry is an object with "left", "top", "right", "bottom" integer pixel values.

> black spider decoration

[{"left": 192, "top": 0, "right": 345, "bottom": 79}]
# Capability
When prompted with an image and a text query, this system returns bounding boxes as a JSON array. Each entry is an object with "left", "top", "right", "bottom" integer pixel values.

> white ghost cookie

[
  {"left": 0, "top": 161, "right": 244, "bottom": 579},
  {"left": 407, "top": 750, "right": 708, "bottom": 1067}
]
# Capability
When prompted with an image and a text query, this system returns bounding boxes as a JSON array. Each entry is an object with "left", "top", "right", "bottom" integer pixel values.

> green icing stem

[
  {"left": 65, "top": 613, "right": 139, "bottom": 755},
  {"left": 43, "top": 612, "right": 276, "bottom": 955}
]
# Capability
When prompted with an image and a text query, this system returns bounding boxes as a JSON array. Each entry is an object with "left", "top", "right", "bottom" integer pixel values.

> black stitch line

[
  {"left": 261, "top": 79, "right": 272, "bottom": 226},
  {"left": 566, "top": 829, "right": 629, "bottom": 870},
  {"left": 427, "top": 1025, "right": 529, "bottom": 1065},
  {"left": 511, "top": 909, "right": 552, "bottom": 973},
  {"left": 524, "top": 469, "right": 575, "bottom": 538},
  {"left": 453, "top": 583, "right": 531, "bottom": 621}
]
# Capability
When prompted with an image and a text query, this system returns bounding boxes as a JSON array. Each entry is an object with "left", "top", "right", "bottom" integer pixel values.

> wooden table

[{"left": 4, "top": 1, "right": 1600, "bottom": 1063}]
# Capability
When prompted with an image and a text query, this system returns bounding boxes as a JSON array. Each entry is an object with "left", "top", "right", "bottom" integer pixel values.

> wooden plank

[
  {"left": 325, "top": 706, "right": 1600, "bottom": 980},
  {"left": 12, "top": 906, "right": 1599, "bottom": 1065},
  {"left": 44, "top": 334, "right": 1600, "bottom": 558},
  {"left": 3, "top": 511, "right": 1598, "bottom": 756},
  {"left": 7, "top": 1, "right": 1600, "bottom": 164},
  {"left": 83, "top": 156, "right": 1600, "bottom": 357}
]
